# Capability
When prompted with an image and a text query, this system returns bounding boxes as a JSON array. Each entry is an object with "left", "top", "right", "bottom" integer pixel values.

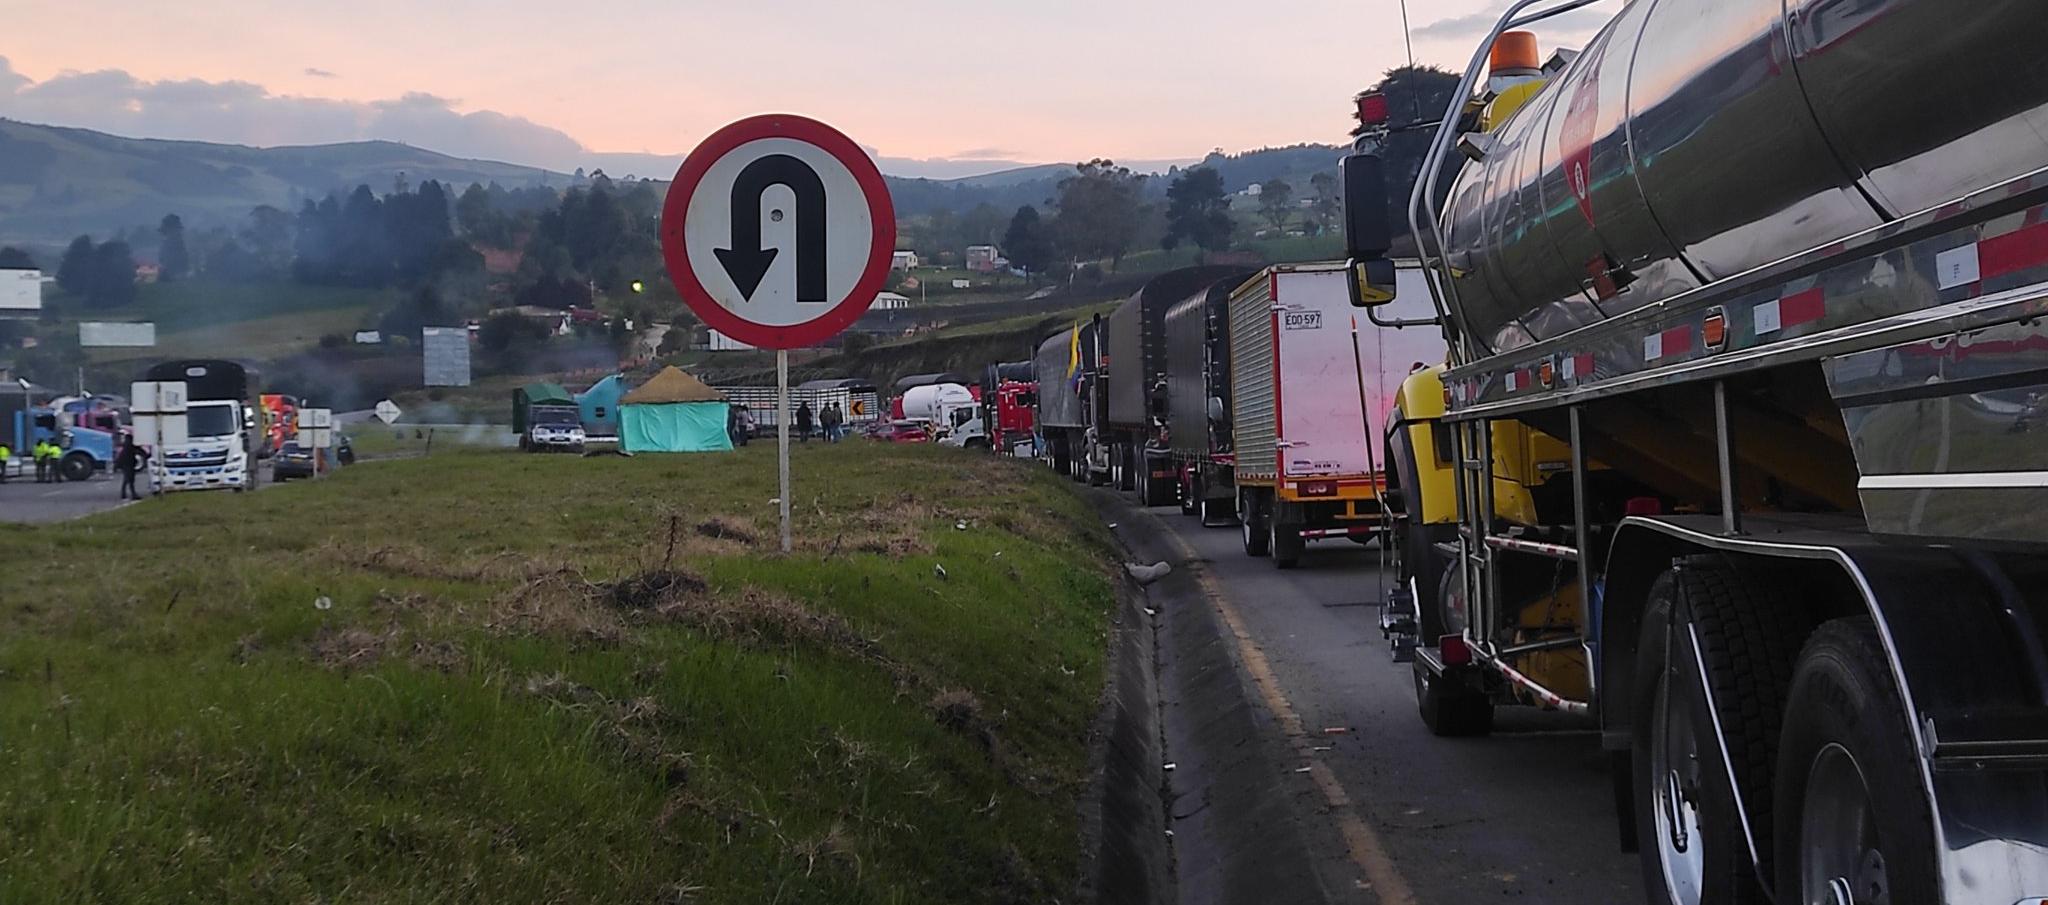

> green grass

[{"left": 0, "top": 443, "right": 1115, "bottom": 903}]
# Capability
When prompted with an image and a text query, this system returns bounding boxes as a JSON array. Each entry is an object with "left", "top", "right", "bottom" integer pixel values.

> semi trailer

[
  {"left": 1358, "top": 2, "right": 2048, "bottom": 903},
  {"left": 1162, "top": 271, "right": 1249, "bottom": 525},
  {"left": 1104, "top": 266, "right": 1247, "bottom": 506},
  {"left": 1033, "top": 318, "right": 1104, "bottom": 483}
]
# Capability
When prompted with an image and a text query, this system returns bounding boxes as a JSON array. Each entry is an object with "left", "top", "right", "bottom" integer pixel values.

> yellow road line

[{"left": 1166, "top": 529, "right": 1419, "bottom": 905}]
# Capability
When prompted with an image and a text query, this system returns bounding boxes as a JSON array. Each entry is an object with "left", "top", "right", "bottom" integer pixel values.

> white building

[
  {"left": 891, "top": 251, "right": 920, "bottom": 272},
  {"left": 873, "top": 291, "right": 912, "bottom": 310}
]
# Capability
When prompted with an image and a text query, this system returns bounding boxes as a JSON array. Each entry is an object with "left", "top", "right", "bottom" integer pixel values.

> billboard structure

[
  {"left": 79, "top": 322, "right": 158, "bottom": 347},
  {"left": 1, "top": 269, "right": 43, "bottom": 312},
  {"left": 421, "top": 326, "right": 471, "bottom": 387}
]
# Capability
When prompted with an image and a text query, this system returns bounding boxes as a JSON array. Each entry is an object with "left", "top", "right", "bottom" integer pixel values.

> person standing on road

[
  {"left": 32, "top": 439, "right": 53, "bottom": 483},
  {"left": 795, "top": 402, "right": 813, "bottom": 443},
  {"left": 0, "top": 441, "right": 11, "bottom": 483},
  {"left": 738, "top": 405, "right": 754, "bottom": 447},
  {"left": 114, "top": 437, "right": 148, "bottom": 500}
]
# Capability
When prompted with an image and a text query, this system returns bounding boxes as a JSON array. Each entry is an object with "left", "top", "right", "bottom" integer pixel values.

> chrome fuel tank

[{"left": 1439, "top": 0, "right": 2048, "bottom": 355}]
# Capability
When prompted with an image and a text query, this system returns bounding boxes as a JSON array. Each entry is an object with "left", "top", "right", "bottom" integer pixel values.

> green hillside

[{"left": 0, "top": 119, "right": 560, "bottom": 245}]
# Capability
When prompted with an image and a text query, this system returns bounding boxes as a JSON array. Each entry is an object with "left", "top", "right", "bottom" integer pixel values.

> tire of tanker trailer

[
  {"left": 1414, "top": 560, "right": 1492, "bottom": 736},
  {"left": 1629, "top": 560, "right": 1819, "bottom": 905},
  {"left": 1770, "top": 617, "right": 1941, "bottom": 905}
]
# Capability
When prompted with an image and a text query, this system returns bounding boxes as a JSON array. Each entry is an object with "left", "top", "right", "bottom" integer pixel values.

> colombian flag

[{"left": 1066, "top": 322, "right": 1082, "bottom": 393}]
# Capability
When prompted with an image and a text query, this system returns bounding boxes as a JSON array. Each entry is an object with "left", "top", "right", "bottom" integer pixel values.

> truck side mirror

[
  {"left": 1342, "top": 152, "right": 1390, "bottom": 262},
  {"left": 1347, "top": 257, "right": 1398, "bottom": 308},
  {"left": 1207, "top": 396, "right": 1227, "bottom": 424},
  {"left": 1341, "top": 150, "right": 1397, "bottom": 308}
]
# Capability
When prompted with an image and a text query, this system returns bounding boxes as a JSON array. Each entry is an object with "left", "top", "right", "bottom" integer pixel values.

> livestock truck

[
  {"left": 1105, "top": 266, "right": 1249, "bottom": 506},
  {"left": 140, "top": 360, "right": 261, "bottom": 492},
  {"left": 1221, "top": 263, "right": 1445, "bottom": 568},
  {"left": 1355, "top": 3, "right": 2048, "bottom": 903},
  {"left": 1033, "top": 318, "right": 1103, "bottom": 483}
]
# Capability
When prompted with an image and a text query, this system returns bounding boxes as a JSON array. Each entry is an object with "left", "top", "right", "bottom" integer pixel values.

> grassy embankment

[{"left": 0, "top": 442, "right": 1116, "bottom": 903}]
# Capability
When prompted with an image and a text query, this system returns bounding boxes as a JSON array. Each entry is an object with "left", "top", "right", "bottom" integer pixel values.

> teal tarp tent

[
  {"left": 577, "top": 374, "right": 627, "bottom": 437},
  {"left": 618, "top": 367, "right": 732, "bottom": 453}
]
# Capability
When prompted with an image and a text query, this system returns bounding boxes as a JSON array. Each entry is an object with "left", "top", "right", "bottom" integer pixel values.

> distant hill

[
  {"left": 0, "top": 117, "right": 1344, "bottom": 243},
  {"left": 0, "top": 118, "right": 562, "bottom": 245}
]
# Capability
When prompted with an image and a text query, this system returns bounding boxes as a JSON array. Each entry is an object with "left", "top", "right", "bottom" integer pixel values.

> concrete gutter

[
  {"left": 1079, "top": 489, "right": 1336, "bottom": 905},
  {"left": 1077, "top": 500, "right": 1174, "bottom": 905}
]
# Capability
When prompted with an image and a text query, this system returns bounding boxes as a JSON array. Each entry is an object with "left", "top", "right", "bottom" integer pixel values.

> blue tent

[
  {"left": 618, "top": 367, "right": 732, "bottom": 453},
  {"left": 577, "top": 374, "right": 627, "bottom": 438}
]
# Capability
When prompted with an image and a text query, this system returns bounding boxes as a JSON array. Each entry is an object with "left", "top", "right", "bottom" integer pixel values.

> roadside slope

[{"left": 0, "top": 444, "right": 1114, "bottom": 903}]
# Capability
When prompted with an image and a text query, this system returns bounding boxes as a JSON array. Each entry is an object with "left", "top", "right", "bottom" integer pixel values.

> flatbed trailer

[{"left": 1358, "top": 2, "right": 2048, "bottom": 903}]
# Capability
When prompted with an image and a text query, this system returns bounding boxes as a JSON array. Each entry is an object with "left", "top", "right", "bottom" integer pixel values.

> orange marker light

[
  {"left": 1491, "top": 31, "right": 1541, "bottom": 74},
  {"left": 1703, "top": 308, "right": 1728, "bottom": 351}
]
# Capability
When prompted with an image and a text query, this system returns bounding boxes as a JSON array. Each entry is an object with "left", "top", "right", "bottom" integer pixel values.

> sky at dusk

[{"left": 0, "top": 0, "right": 1614, "bottom": 178}]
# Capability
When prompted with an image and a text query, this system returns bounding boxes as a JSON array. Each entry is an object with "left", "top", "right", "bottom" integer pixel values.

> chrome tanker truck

[{"left": 1347, "top": 1, "right": 2048, "bottom": 903}]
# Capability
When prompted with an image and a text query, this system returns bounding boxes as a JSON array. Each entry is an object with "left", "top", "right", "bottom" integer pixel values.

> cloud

[
  {"left": 303, "top": 67, "right": 337, "bottom": 78},
  {"left": 1413, "top": 1, "right": 1614, "bottom": 43},
  {"left": 0, "top": 55, "right": 592, "bottom": 168},
  {"left": 0, "top": 55, "right": 1056, "bottom": 180}
]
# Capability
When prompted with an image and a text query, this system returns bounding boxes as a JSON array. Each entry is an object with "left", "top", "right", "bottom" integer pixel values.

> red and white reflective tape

[
  {"left": 1643, "top": 324, "right": 1692, "bottom": 362},
  {"left": 1935, "top": 208, "right": 2048, "bottom": 291},
  {"left": 1300, "top": 525, "right": 1379, "bottom": 539},
  {"left": 1488, "top": 656, "right": 1590, "bottom": 714},
  {"left": 1755, "top": 286, "right": 1826, "bottom": 335},
  {"left": 1560, "top": 352, "right": 1594, "bottom": 382}
]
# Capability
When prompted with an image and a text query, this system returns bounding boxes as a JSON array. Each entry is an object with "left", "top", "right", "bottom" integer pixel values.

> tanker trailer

[{"left": 1372, "top": 3, "right": 2048, "bottom": 904}]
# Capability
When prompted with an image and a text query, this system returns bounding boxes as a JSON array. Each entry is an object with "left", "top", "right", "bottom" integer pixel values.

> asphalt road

[
  {"left": 1150, "top": 504, "right": 1642, "bottom": 904},
  {"left": 0, "top": 462, "right": 275, "bottom": 525},
  {"left": 0, "top": 471, "right": 142, "bottom": 524}
]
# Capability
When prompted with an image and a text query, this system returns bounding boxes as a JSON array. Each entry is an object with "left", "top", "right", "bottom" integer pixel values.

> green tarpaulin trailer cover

[
  {"left": 618, "top": 367, "right": 732, "bottom": 453},
  {"left": 513, "top": 382, "right": 576, "bottom": 433}
]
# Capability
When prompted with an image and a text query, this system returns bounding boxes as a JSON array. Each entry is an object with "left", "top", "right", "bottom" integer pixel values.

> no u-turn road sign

[{"left": 661, "top": 114, "right": 896, "bottom": 350}]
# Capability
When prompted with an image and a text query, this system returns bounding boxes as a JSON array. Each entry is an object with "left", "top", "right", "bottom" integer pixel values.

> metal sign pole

[{"left": 777, "top": 348, "right": 792, "bottom": 554}]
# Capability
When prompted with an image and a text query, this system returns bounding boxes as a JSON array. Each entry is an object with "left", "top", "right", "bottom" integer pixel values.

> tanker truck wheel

[
  {"left": 1240, "top": 488, "right": 1269, "bottom": 557},
  {"left": 1051, "top": 437, "right": 1071, "bottom": 476},
  {"left": 1772, "top": 618, "right": 1940, "bottom": 905},
  {"left": 60, "top": 452, "right": 95, "bottom": 483},
  {"left": 1631, "top": 562, "right": 1814, "bottom": 905}
]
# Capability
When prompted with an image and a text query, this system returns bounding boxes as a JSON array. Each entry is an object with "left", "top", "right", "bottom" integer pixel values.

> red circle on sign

[{"left": 660, "top": 114, "right": 896, "bottom": 350}]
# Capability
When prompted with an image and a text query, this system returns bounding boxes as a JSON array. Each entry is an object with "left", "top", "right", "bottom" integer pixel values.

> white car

[{"left": 524, "top": 417, "right": 586, "bottom": 453}]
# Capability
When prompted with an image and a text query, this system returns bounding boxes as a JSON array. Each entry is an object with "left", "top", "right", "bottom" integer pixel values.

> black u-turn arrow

[{"left": 716, "top": 154, "right": 827, "bottom": 302}]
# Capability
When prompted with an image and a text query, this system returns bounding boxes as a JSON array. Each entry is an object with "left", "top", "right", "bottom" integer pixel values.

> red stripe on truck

[
  {"left": 1978, "top": 219, "right": 2048, "bottom": 281},
  {"left": 1778, "top": 287, "right": 1825, "bottom": 327}
]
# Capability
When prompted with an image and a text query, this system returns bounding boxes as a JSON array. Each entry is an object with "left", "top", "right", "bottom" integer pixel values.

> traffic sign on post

[
  {"left": 661, "top": 114, "right": 896, "bottom": 553},
  {"left": 661, "top": 114, "right": 895, "bottom": 350}
]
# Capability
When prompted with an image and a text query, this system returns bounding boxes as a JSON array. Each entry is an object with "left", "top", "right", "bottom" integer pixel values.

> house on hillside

[
  {"left": 891, "top": 251, "right": 919, "bottom": 271},
  {"left": 873, "top": 291, "right": 911, "bottom": 310},
  {"left": 965, "top": 245, "right": 1003, "bottom": 273}
]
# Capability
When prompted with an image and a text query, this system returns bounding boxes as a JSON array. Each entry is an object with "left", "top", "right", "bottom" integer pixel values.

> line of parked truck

[
  {"left": 1019, "top": 260, "right": 1442, "bottom": 567},
  {"left": 991, "top": 2, "right": 2048, "bottom": 902}
]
